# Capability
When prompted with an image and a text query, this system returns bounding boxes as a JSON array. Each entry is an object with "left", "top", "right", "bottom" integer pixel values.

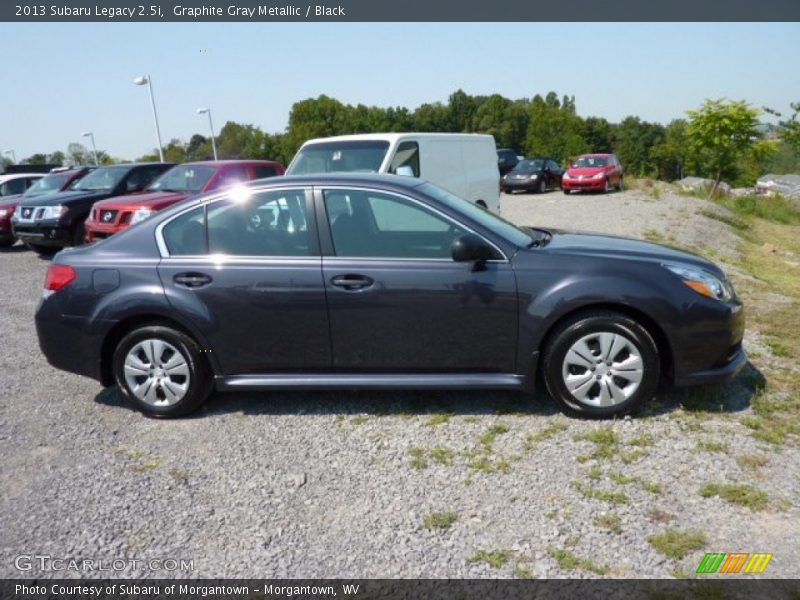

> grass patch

[
  {"left": 575, "top": 427, "right": 621, "bottom": 462},
  {"left": 735, "top": 454, "right": 768, "bottom": 471},
  {"left": 572, "top": 481, "right": 628, "bottom": 505},
  {"left": 479, "top": 423, "right": 510, "bottom": 450},
  {"left": 594, "top": 513, "right": 622, "bottom": 535},
  {"left": 351, "top": 416, "right": 368, "bottom": 426},
  {"left": 547, "top": 547, "right": 609, "bottom": 575},
  {"left": 512, "top": 565, "right": 534, "bottom": 579},
  {"left": 423, "top": 510, "right": 457, "bottom": 530},
  {"left": 699, "top": 482, "right": 769, "bottom": 511},
  {"left": 130, "top": 458, "right": 163, "bottom": 473},
  {"left": 720, "top": 194, "right": 800, "bottom": 225},
  {"left": 429, "top": 446, "right": 456, "bottom": 466},
  {"left": 609, "top": 470, "right": 637, "bottom": 485},
  {"left": 426, "top": 413, "right": 452, "bottom": 427},
  {"left": 619, "top": 449, "right": 648, "bottom": 464},
  {"left": 468, "top": 456, "right": 511, "bottom": 474},
  {"left": 643, "top": 229, "right": 666, "bottom": 243},
  {"left": 627, "top": 434, "right": 655, "bottom": 447},
  {"left": 698, "top": 208, "right": 749, "bottom": 231},
  {"left": 525, "top": 422, "right": 567, "bottom": 448},
  {"left": 648, "top": 509, "right": 675, "bottom": 523},
  {"left": 408, "top": 447, "right": 428, "bottom": 470},
  {"left": 641, "top": 481, "right": 664, "bottom": 495},
  {"left": 647, "top": 530, "right": 707, "bottom": 559},
  {"left": 168, "top": 468, "right": 190, "bottom": 484},
  {"left": 697, "top": 440, "right": 730, "bottom": 454},
  {"left": 587, "top": 466, "right": 602, "bottom": 481},
  {"left": 466, "top": 549, "right": 511, "bottom": 569}
]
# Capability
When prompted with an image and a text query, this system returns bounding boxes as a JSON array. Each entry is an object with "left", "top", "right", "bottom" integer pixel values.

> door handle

[
  {"left": 174, "top": 272, "right": 213, "bottom": 288},
  {"left": 330, "top": 274, "right": 374, "bottom": 291}
]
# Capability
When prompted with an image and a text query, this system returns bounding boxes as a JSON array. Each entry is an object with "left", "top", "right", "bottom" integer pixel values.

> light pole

[
  {"left": 3, "top": 149, "right": 16, "bottom": 163},
  {"left": 81, "top": 132, "right": 99, "bottom": 165},
  {"left": 196, "top": 108, "right": 218, "bottom": 160},
  {"left": 132, "top": 75, "right": 165, "bottom": 162}
]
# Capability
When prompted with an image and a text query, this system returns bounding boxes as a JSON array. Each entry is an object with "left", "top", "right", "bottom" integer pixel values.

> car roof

[
  {"left": 182, "top": 160, "right": 282, "bottom": 166},
  {"left": 0, "top": 173, "right": 44, "bottom": 182},
  {"left": 578, "top": 153, "right": 613, "bottom": 158},
  {"left": 96, "top": 162, "right": 175, "bottom": 169},
  {"left": 245, "top": 172, "right": 424, "bottom": 190},
  {"left": 302, "top": 132, "right": 495, "bottom": 145}
]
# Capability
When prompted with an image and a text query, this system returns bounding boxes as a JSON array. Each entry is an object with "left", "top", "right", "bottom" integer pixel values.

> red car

[
  {"left": 0, "top": 166, "right": 94, "bottom": 247},
  {"left": 561, "top": 153, "right": 624, "bottom": 194},
  {"left": 84, "top": 160, "right": 284, "bottom": 242}
]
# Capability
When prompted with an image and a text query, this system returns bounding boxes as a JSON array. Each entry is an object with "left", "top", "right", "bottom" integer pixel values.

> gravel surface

[{"left": 1, "top": 189, "right": 798, "bottom": 579}]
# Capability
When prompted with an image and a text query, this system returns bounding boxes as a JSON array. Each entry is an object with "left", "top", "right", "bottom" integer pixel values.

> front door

[
  {"left": 319, "top": 187, "right": 518, "bottom": 373},
  {"left": 157, "top": 187, "right": 330, "bottom": 375}
]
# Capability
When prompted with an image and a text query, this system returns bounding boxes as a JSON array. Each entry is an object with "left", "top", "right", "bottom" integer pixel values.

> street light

[
  {"left": 196, "top": 108, "right": 218, "bottom": 160},
  {"left": 3, "top": 149, "right": 16, "bottom": 163},
  {"left": 81, "top": 132, "right": 99, "bottom": 166},
  {"left": 132, "top": 74, "right": 165, "bottom": 162}
]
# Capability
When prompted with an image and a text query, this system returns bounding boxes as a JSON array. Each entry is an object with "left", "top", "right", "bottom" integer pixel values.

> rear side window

[
  {"left": 389, "top": 142, "right": 420, "bottom": 177},
  {"left": 163, "top": 206, "right": 206, "bottom": 256}
]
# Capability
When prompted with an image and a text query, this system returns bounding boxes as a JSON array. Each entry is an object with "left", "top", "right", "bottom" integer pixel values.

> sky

[{"left": 1, "top": 22, "right": 799, "bottom": 161}]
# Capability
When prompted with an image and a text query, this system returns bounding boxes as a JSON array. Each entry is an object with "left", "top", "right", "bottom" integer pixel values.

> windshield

[
  {"left": 417, "top": 182, "right": 533, "bottom": 249},
  {"left": 572, "top": 156, "right": 608, "bottom": 168},
  {"left": 513, "top": 159, "right": 545, "bottom": 173},
  {"left": 288, "top": 141, "right": 390, "bottom": 175},
  {"left": 74, "top": 166, "right": 128, "bottom": 191},
  {"left": 23, "top": 173, "right": 71, "bottom": 197},
  {"left": 148, "top": 164, "right": 216, "bottom": 193}
]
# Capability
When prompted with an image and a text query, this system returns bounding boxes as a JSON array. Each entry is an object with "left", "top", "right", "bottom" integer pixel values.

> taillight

[{"left": 44, "top": 264, "right": 77, "bottom": 292}]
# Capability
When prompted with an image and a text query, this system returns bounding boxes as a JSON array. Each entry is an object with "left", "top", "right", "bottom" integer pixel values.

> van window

[
  {"left": 287, "top": 141, "right": 390, "bottom": 175},
  {"left": 389, "top": 141, "right": 420, "bottom": 177}
]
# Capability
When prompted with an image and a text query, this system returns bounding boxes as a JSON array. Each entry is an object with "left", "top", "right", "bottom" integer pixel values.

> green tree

[
  {"left": 686, "top": 99, "right": 761, "bottom": 195},
  {"left": 525, "top": 93, "right": 587, "bottom": 164},
  {"left": 582, "top": 117, "right": 614, "bottom": 153},
  {"left": 612, "top": 117, "right": 665, "bottom": 177},
  {"left": 24, "top": 153, "right": 50, "bottom": 165},
  {"left": 649, "top": 119, "right": 691, "bottom": 180},
  {"left": 412, "top": 102, "right": 451, "bottom": 131}
]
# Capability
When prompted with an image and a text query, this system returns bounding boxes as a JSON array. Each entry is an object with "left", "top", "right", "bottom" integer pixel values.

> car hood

[
  {"left": 529, "top": 228, "right": 722, "bottom": 275},
  {"left": 92, "top": 190, "right": 191, "bottom": 211},
  {"left": 566, "top": 167, "right": 607, "bottom": 177},
  {"left": 17, "top": 189, "right": 111, "bottom": 207}
]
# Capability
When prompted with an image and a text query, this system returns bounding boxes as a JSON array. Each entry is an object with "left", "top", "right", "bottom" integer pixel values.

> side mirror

[
  {"left": 451, "top": 233, "right": 496, "bottom": 268},
  {"left": 395, "top": 165, "right": 415, "bottom": 177}
]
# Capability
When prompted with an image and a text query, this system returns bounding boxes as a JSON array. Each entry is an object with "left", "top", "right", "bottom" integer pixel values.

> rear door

[
  {"left": 317, "top": 186, "right": 518, "bottom": 372},
  {"left": 157, "top": 186, "right": 330, "bottom": 374}
]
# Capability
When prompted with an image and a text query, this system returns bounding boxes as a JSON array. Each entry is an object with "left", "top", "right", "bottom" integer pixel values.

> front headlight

[
  {"left": 130, "top": 208, "right": 153, "bottom": 225},
  {"left": 0, "top": 209, "right": 8, "bottom": 218},
  {"left": 40, "top": 205, "right": 66, "bottom": 220},
  {"left": 592, "top": 172, "right": 606, "bottom": 180},
  {"left": 529, "top": 174, "right": 538, "bottom": 180},
  {"left": 664, "top": 263, "right": 734, "bottom": 302},
  {"left": 562, "top": 172, "right": 572, "bottom": 180}
]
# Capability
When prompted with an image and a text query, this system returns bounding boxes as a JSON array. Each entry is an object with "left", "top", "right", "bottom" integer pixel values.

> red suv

[
  {"left": 84, "top": 160, "right": 284, "bottom": 242},
  {"left": 561, "top": 154, "right": 624, "bottom": 194}
]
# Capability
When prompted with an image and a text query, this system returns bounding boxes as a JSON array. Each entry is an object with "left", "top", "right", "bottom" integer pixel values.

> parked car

[
  {"left": 36, "top": 173, "right": 745, "bottom": 419},
  {"left": 84, "top": 160, "right": 284, "bottom": 242},
  {"left": 496, "top": 148, "right": 520, "bottom": 176},
  {"left": 501, "top": 158, "right": 564, "bottom": 194},
  {"left": 0, "top": 172, "right": 44, "bottom": 198},
  {"left": 562, "top": 154, "right": 624, "bottom": 194},
  {"left": 12, "top": 162, "right": 174, "bottom": 254},
  {"left": 0, "top": 167, "right": 94, "bottom": 247},
  {"left": 287, "top": 133, "right": 500, "bottom": 212}
]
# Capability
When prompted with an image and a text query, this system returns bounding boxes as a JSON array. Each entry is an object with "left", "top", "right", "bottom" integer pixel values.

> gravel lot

[{"left": 1, "top": 188, "right": 798, "bottom": 579}]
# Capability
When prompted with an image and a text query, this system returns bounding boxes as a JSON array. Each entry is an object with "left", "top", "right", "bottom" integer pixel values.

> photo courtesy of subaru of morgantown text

[{"left": 1, "top": 7, "right": 799, "bottom": 590}]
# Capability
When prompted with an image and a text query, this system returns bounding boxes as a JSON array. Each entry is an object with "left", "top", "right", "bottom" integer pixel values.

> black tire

[
  {"left": 617, "top": 177, "right": 624, "bottom": 192},
  {"left": 563, "top": 189, "right": 570, "bottom": 195},
  {"left": 603, "top": 179, "right": 611, "bottom": 194},
  {"left": 541, "top": 310, "right": 660, "bottom": 418},
  {"left": 23, "top": 241, "right": 58, "bottom": 256},
  {"left": 538, "top": 179, "right": 546, "bottom": 194},
  {"left": 0, "top": 238, "right": 15, "bottom": 248},
  {"left": 113, "top": 325, "right": 213, "bottom": 418}
]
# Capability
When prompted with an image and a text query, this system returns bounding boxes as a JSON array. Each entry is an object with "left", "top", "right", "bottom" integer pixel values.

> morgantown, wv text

[{"left": 16, "top": 583, "right": 359, "bottom": 598}]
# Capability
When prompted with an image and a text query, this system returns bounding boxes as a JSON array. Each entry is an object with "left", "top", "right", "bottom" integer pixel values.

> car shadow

[
  {"left": 0, "top": 243, "right": 29, "bottom": 253},
  {"left": 93, "top": 361, "right": 765, "bottom": 420}
]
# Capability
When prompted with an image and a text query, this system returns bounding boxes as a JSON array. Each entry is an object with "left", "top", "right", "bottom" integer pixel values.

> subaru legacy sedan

[{"left": 35, "top": 174, "right": 745, "bottom": 418}]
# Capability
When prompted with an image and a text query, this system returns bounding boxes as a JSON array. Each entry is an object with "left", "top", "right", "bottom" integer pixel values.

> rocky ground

[{"left": 1, "top": 187, "right": 798, "bottom": 579}]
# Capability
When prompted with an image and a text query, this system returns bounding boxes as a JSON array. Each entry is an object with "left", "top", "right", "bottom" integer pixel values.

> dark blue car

[{"left": 35, "top": 174, "right": 746, "bottom": 418}]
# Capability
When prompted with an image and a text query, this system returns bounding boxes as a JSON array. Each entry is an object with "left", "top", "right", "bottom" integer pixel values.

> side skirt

[{"left": 216, "top": 373, "right": 526, "bottom": 392}]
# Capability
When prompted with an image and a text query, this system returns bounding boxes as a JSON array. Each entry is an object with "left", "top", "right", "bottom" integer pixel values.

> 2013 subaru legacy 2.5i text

[{"left": 35, "top": 174, "right": 746, "bottom": 418}]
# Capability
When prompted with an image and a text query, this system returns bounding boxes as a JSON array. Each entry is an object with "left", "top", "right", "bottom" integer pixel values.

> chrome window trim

[
  {"left": 319, "top": 185, "right": 509, "bottom": 263},
  {"left": 155, "top": 185, "right": 311, "bottom": 259}
]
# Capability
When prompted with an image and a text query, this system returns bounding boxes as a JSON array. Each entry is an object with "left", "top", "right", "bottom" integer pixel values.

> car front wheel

[
  {"left": 542, "top": 310, "right": 660, "bottom": 417},
  {"left": 113, "top": 325, "right": 213, "bottom": 417}
]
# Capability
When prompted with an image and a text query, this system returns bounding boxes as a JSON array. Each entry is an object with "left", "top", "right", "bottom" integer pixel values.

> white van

[{"left": 286, "top": 133, "right": 501, "bottom": 212}]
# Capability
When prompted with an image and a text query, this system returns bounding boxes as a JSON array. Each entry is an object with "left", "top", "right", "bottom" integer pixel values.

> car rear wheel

[
  {"left": 542, "top": 310, "right": 660, "bottom": 418},
  {"left": 113, "top": 325, "right": 213, "bottom": 418}
]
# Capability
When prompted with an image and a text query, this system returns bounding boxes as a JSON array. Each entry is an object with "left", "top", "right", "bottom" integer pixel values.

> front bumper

[
  {"left": 12, "top": 220, "right": 72, "bottom": 247},
  {"left": 85, "top": 219, "right": 128, "bottom": 242},
  {"left": 562, "top": 178, "right": 605, "bottom": 191},
  {"left": 674, "top": 346, "right": 747, "bottom": 386}
]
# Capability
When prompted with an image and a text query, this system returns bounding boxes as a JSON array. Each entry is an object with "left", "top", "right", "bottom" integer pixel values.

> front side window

[
  {"left": 288, "top": 141, "right": 390, "bottom": 175},
  {"left": 389, "top": 141, "right": 420, "bottom": 176},
  {"left": 162, "top": 189, "right": 310, "bottom": 257},
  {"left": 324, "top": 189, "right": 465, "bottom": 259}
]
